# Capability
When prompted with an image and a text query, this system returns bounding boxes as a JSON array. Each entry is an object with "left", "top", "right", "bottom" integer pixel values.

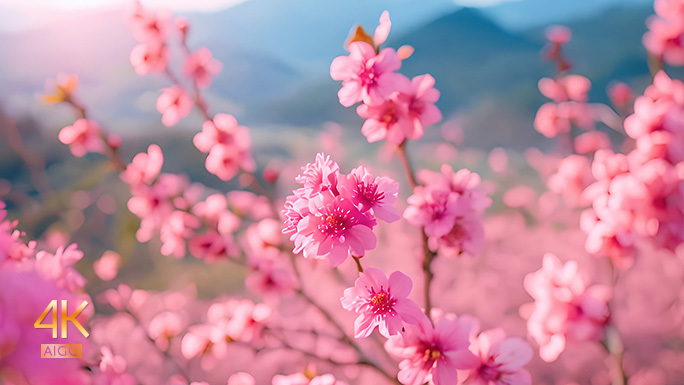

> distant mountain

[{"left": 251, "top": 5, "right": 671, "bottom": 151}]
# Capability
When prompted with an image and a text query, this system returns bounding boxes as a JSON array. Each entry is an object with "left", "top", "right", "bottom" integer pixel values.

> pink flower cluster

[
  {"left": 521, "top": 253, "right": 610, "bottom": 362},
  {"left": 122, "top": 144, "right": 267, "bottom": 261},
  {"left": 58, "top": 119, "right": 105, "bottom": 157},
  {"left": 181, "top": 298, "right": 271, "bottom": 369},
  {"left": 282, "top": 153, "right": 399, "bottom": 267},
  {"left": 330, "top": 12, "right": 442, "bottom": 145},
  {"left": 128, "top": 3, "right": 221, "bottom": 127},
  {"left": 404, "top": 164, "right": 491, "bottom": 257},
  {"left": 581, "top": 72, "right": 684, "bottom": 264},
  {"left": 193, "top": 113, "right": 256, "bottom": 181},
  {"left": 643, "top": 0, "right": 684, "bottom": 65},
  {"left": 128, "top": 3, "right": 170, "bottom": 76},
  {"left": 534, "top": 75, "right": 600, "bottom": 140}
]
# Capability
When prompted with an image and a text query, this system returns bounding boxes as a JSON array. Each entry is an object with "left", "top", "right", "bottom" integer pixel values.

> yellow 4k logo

[{"left": 34, "top": 300, "right": 89, "bottom": 338}]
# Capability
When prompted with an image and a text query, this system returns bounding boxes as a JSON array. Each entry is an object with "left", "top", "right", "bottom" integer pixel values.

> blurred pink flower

[
  {"left": 538, "top": 75, "right": 591, "bottom": 103},
  {"left": 157, "top": 85, "right": 193, "bottom": 126},
  {"left": 95, "top": 346, "right": 136, "bottom": 385},
  {"left": 58, "top": 119, "right": 104, "bottom": 157},
  {"left": 547, "top": 155, "right": 593, "bottom": 207},
  {"left": 159, "top": 211, "right": 201, "bottom": 258},
  {"left": 607, "top": 82, "right": 633, "bottom": 107},
  {"left": 534, "top": 103, "right": 571, "bottom": 138},
  {"left": 94, "top": 250, "right": 120, "bottom": 281},
  {"left": 385, "top": 315, "right": 479, "bottom": 385},
  {"left": 34, "top": 243, "right": 86, "bottom": 292},
  {"left": 643, "top": 0, "right": 684, "bottom": 65},
  {"left": 341, "top": 267, "right": 423, "bottom": 338},
  {"left": 148, "top": 311, "right": 185, "bottom": 351},
  {"left": 121, "top": 144, "right": 164, "bottom": 186},
  {"left": 130, "top": 42, "right": 168, "bottom": 75},
  {"left": 188, "top": 230, "right": 238, "bottom": 262},
  {"left": 330, "top": 41, "right": 404, "bottom": 107},
  {"left": 127, "top": 4, "right": 171, "bottom": 43},
  {"left": 522, "top": 253, "right": 611, "bottom": 362},
  {"left": 399, "top": 74, "right": 443, "bottom": 138},
  {"left": 183, "top": 47, "right": 222, "bottom": 89},
  {"left": 193, "top": 114, "right": 255, "bottom": 181},
  {"left": 459, "top": 328, "right": 533, "bottom": 385}
]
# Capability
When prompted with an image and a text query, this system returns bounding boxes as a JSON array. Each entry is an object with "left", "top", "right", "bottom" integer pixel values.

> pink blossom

[
  {"left": 157, "top": 85, "right": 193, "bottom": 126},
  {"left": 404, "top": 165, "right": 490, "bottom": 240},
  {"left": 295, "top": 194, "right": 376, "bottom": 267},
  {"left": 127, "top": 4, "right": 171, "bottom": 43},
  {"left": 34, "top": 243, "right": 86, "bottom": 292},
  {"left": 94, "top": 250, "right": 120, "bottom": 281},
  {"left": 607, "top": 82, "right": 633, "bottom": 107},
  {"left": 534, "top": 103, "right": 571, "bottom": 138},
  {"left": 130, "top": 42, "right": 168, "bottom": 75},
  {"left": 127, "top": 174, "right": 187, "bottom": 242},
  {"left": 188, "top": 230, "right": 238, "bottom": 262},
  {"left": 193, "top": 114, "right": 255, "bottom": 181},
  {"left": 294, "top": 152, "right": 340, "bottom": 197},
  {"left": 330, "top": 41, "right": 404, "bottom": 107},
  {"left": 183, "top": 47, "right": 222, "bottom": 89},
  {"left": 121, "top": 144, "right": 164, "bottom": 186},
  {"left": 538, "top": 75, "right": 591, "bottom": 103},
  {"left": 547, "top": 155, "right": 593, "bottom": 207},
  {"left": 459, "top": 328, "right": 533, "bottom": 385},
  {"left": 95, "top": 346, "right": 136, "bottom": 385},
  {"left": 643, "top": 0, "right": 684, "bottom": 65},
  {"left": 159, "top": 211, "right": 201, "bottom": 258},
  {"left": 245, "top": 258, "right": 297, "bottom": 296},
  {"left": 357, "top": 87, "right": 413, "bottom": 145},
  {"left": 522, "top": 253, "right": 611, "bottom": 362},
  {"left": 341, "top": 267, "right": 423, "bottom": 338},
  {"left": 385, "top": 315, "right": 479, "bottom": 385},
  {"left": 148, "top": 311, "right": 185, "bottom": 350},
  {"left": 58, "top": 119, "right": 104, "bottom": 157},
  {"left": 427, "top": 215, "right": 485, "bottom": 258},
  {"left": 358, "top": 74, "right": 442, "bottom": 145},
  {"left": 338, "top": 166, "right": 400, "bottom": 222}
]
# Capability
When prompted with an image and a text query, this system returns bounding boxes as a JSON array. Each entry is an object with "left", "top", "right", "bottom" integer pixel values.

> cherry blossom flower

[
  {"left": 193, "top": 114, "right": 255, "bottom": 181},
  {"left": 338, "top": 166, "right": 400, "bottom": 222},
  {"left": 385, "top": 315, "right": 479, "bottom": 385},
  {"left": 58, "top": 119, "right": 104, "bottom": 157},
  {"left": 330, "top": 41, "right": 404, "bottom": 107},
  {"left": 130, "top": 42, "right": 168, "bottom": 75},
  {"left": 157, "top": 85, "right": 193, "bottom": 126},
  {"left": 94, "top": 251, "right": 120, "bottom": 281},
  {"left": 341, "top": 268, "right": 423, "bottom": 338},
  {"left": 121, "top": 144, "right": 164, "bottom": 186},
  {"left": 183, "top": 47, "right": 222, "bottom": 89},
  {"left": 522, "top": 253, "right": 611, "bottom": 362},
  {"left": 295, "top": 193, "right": 376, "bottom": 267},
  {"left": 459, "top": 327, "right": 533, "bottom": 385},
  {"left": 643, "top": 0, "right": 684, "bottom": 65}
]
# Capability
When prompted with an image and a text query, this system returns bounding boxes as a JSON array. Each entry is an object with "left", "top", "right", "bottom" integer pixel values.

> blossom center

[
  {"left": 355, "top": 179, "right": 385, "bottom": 206},
  {"left": 368, "top": 288, "right": 396, "bottom": 315},
  {"left": 318, "top": 206, "right": 353, "bottom": 237},
  {"left": 422, "top": 347, "right": 441, "bottom": 362}
]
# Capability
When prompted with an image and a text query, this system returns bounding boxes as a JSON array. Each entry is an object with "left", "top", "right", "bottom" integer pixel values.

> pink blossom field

[{"left": 0, "top": 1, "right": 683, "bottom": 385}]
